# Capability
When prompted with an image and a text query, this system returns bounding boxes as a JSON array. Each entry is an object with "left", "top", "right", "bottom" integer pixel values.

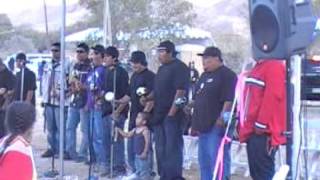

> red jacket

[
  {"left": 0, "top": 135, "right": 37, "bottom": 180},
  {"left": 239, "top": 60, "right": 287, "bottom": 146}
]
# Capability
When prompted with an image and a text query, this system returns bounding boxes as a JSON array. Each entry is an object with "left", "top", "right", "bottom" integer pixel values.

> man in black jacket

[{"left": 103, "top": 46, "right": 129, "bottom": 176}]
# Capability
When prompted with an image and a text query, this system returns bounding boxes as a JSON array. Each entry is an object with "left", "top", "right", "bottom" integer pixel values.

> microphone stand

[
  {"left": 110, "top": 65, "right": 117, "bottom": 178},
  {"left": 88, "top": 64, "right": 97, "bottom": 180},
  {"left": 20, "top": 65, "right": 25, "bottom": 102},
  {"left": 44, "top": 62, "right": 59, "bottom": 178}
]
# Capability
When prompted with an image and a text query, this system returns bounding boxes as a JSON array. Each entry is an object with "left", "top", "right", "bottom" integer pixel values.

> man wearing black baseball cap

[
  {"left": 191, "top": 46, "right": 237, "bottom": 180},
  {"left": 14, "top": 52, "right": 37, "bottom": 106},
  {"left": 147, "top": 40, "right": 189, "bottom": 179}
]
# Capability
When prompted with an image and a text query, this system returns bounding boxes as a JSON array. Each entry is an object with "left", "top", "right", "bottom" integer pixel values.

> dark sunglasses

[
  {"left": 93, "top": 51, "right": 101, "bottom": 55},
  {"left": 76, "top": 50, "right": 86, "bottom": 53},
  {"left": 51, "top": 49, "right": 60, "bottom": 52}
]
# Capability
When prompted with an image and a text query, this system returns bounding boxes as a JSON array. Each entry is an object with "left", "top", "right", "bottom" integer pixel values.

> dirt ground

[
  {"left": 31, "top": 96, "right": 320, "bottom": 180},
  {"left": 32, "top": 97, "right": 252, "bottom": 180}
]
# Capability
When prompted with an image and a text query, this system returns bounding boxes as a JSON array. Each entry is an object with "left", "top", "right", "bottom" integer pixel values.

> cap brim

[
  {"left": 197, "top": 53, "right": 205, "bottom": 56},
  {"left": 156, "top": 47, "right": 167, "bottom": 51}
]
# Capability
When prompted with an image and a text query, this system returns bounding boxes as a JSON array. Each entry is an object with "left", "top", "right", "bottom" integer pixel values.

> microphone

[
  {"left": 136, "top": 87, "right": 148, "bottom": 97},
  {"left": 175, "top": 97, "right": 187, "bottom": 108}
]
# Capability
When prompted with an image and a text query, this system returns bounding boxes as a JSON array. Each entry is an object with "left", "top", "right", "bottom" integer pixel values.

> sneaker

[
  {"left": 41, "top": 149, "right": 54, "bottom": 158},
  {"left": 99, "top": 167, "right": 110, "bottom": 177},
  {"left": 93, "top": 164, "right": 99, "bottom": 173},
  {"left": 63, "top": 152, "right": 72, "bottom": 160},
  {"left": 150, "top": 171, "right": 157, "bottom": 177},
  {"left": 113, "top": 167, "right": 126, "bottom": 177},
  {"left": 75, "top": 156, "right": 87, "bottom": 163},
  {"left": 122, "top": 173, "right": 137, "bottom": 180}
]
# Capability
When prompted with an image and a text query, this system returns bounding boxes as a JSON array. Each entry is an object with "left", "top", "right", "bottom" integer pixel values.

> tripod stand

[{"left": 43, "top": 107, "right": 59, "bottom": 178}]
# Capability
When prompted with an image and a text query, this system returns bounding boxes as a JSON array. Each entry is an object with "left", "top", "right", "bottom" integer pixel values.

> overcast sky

[
  {"left": 0, "top": 0, "right": 79, "bottom": 14},
  {"left": 0, "top": 0, "right": 221, "bottom": 15}
]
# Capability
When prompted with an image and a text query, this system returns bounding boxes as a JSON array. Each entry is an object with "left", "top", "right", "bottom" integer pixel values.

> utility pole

[
  {"left": 43, "top": 0, "right": 50, "bottom": 52},
  {"left": 103, "top": 0, "right": 112, "bottom": 46},
  {"left": 59, "top": 0, "right": 66, "bottom": 179}
]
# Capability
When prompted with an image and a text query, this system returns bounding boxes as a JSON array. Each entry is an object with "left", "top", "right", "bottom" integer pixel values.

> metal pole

[
  {"left": 103, "top": 0, "right": 112, "bottom": 46},
  {"left": 291, "top": 55, "right": 302, "bottom": 180},
  {"left": 59, "top": 0, "right": 66, "bottom": 179},
  {"left": 43, "top": 0, "right": 50, "bottom": 51},
  {"left": 286, "top": 57, "right": 293, "bottom": 180},
  {"left": 103, "top": 0, "right": 107, "bottom": 46},
  {"left": 110, "top": 67, "right": 117, "bottom": 178}
]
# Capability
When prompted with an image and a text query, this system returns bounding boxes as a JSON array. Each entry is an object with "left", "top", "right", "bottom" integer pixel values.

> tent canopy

[{"left": 65, "top": 26, "right": 212, "bottom": 42}]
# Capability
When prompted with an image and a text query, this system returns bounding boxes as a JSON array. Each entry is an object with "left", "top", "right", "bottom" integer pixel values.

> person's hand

[
  {"left": 114, "top": 99, "right": 126, "bottom": 105},
  {"left": 138, "top": 153, "right": 147, "bottom": 160},
  {"left": 184, "top": 104, "right": 193, "bottom": 115},
  {"left": 51, "top": 89, "right": 59, "bottom": 98},
  {"left": 215, "top": 118, "right": 225, "bottom": 128},
  {"left": 112, "top": 111, "right": 120, "bottom": 120},
  {"left": 167, "top": 106, "right": 177, "bottom": 117},
  {"left": 140, "top": 96, "right": 147, "bottom": 106},
  {"left": 83, "top": 105, "right": 89, "bottom": 112},
  {"left": 74, "top": 81, "right": 82, "bottom": 92},
  {"left": 254, "top": 127, "right": 266, "bottom": 135},
  {"left": 0, "top": 88, "right": 7, "bottom": 95},
  {"left": 189, "top": 127, "right": 199, "bottom": 137}
]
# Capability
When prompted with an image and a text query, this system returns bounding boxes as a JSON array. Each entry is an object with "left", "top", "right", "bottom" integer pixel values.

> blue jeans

[
  {"left": 66, "top": 107, "right": 89, "bottom": 159},
  {"left": 135, "top": 154, "right": 151, "bottom": 178},
  {"left": 153, "top": 114, "right": 184, "bottom": 180},
  {"left": 128, "top": 133, "right": 154, "bottom": 173},
  {"left": 198, "top": 126, "right": 231, "bottom": 180},
  {"left": 89, "top": 110, "right": 107, "bottom": 166},
  {"left": 128, "top": 138, "right": 136, "bottom": 171},
  {"left": 104, "top": 115, "right": 126, "bottom": 167},
  {"left": 45, "top": 105, "right": 67, "bottom": 153}
]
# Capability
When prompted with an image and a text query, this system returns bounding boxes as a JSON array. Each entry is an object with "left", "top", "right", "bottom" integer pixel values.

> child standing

[{"left": 117, "top": 112, "right": 152, "bottom": 180}]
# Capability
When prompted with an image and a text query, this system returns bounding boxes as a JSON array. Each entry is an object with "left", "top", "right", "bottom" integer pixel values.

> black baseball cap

[
  {"left": 51, "top": 42, "right": 61, "bottom": 49},
  {"left": 16, "top": 53, "right": 27, "bottom": 61},
  {"left": 157, "top": 40, "right": 176, "bottom": 53},
  {"left": 91, "top": 44, "right": 105, "bottom": 54},
  {"left": 130, "top": 51, "right": 147, "bottom": 66},
  {"left": 105, "top": 46, "right": 119, "bottom": 59},
  {"left": 77, "top": 42, "right": 89, "bottom": 52},
  {"left": 197, "top": 46, "right": 222, "bottom": 61}
]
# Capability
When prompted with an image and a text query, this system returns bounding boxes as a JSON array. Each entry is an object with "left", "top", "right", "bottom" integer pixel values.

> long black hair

[{"left": 0, "top": 102, "right": 36, "bottom": 158}]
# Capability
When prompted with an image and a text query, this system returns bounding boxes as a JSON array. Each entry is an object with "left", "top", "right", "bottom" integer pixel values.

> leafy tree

[
  {"left": 78, "top": 0, "right": 195, "bottom": 44},
  {"left": 313, "top": 0, "right": 320, "bottom": 16},
  {"left": 0, "top": 14, "right": 14, "bottom": 44},
  {"left": 0, "top": 35, "right": 36, "bottom": 58}
]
